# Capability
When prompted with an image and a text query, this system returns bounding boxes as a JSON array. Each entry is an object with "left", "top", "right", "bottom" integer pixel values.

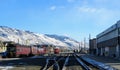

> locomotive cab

[{"left": 6, "top": 43, "right": 16, "bottom": 57}]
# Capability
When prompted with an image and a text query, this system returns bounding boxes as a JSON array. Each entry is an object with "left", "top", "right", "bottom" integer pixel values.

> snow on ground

[
  {"left": 30, "top": 56, "right": 46, "bottom": 58},
  {"left": 81, "top": 56, "right": 116, "bottom": 70},
  {"left": 0, "top": 66, "right": 14, "bottom": 70},
  {"left": 0, "top": 58, "right": 21, "bottom": 61}
]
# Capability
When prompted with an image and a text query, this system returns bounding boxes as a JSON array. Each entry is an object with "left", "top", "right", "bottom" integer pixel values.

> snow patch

[{"left": 0, "top": 66, "right": 14, "bottom": 70}]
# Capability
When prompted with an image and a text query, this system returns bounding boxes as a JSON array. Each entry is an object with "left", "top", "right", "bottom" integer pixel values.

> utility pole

[
  {"left": 79, "top": 42, "right": 81, "bottom": 53},
  {"left": 89, "top": 34, "right": 91, "bottom": 54},
  {"left": 89, "top": 34, "right": 91, "bottom": 40},
  {"left": 84, "top": 37, "right": 86, "bottom": 53},
  {"left": 18, "top": 38, "right": 19, "bottom": 44}
]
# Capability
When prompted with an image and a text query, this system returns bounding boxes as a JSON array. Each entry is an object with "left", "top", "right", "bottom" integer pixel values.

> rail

[
  {"left": 74, "top": 54, "right": 91, "bottom": 70},
  {"left": 43, "top": 56, "right": 65, "bottom": 70},
  {"left": 62, "top": 56, "right": 69, "bottom": 70}
]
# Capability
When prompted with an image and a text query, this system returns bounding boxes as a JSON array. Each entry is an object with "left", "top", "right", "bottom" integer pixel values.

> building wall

[
  {"left": 97, "top": 37, "right": 118, "bottom": 48},
  {"left": 97, "top": 29, "right": 118, "bottom": 43},
  {"left": 109, "top": 47, "right": 116, "bottom": 57},
  {"left": 97, "top": 24, "right": 117, "bottom": 39},
  {"left": 96, "top": 20, "right": 120, "bottom": 57},
  {"left": 89, "top": 38, "right": 97, "bottom": 54}
]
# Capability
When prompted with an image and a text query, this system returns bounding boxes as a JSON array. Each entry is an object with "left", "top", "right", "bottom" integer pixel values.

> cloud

[
  {"left": 49, "top": 5, "right": 66, "bottom": 11},
  {"left": 63, "top": 34, "right": 70, "bottom": 37},
  {"left": 75, "top": 5, "right": 120, "bottom": 26},
  {"left": 94, "top": 0, "right": 108, "bottom": 3},
  {"left": 50, "top": 6, "right": 56, "bottom": 11},
  {"left": 78, "top": 6, "right": 103, "bottom": 13}
]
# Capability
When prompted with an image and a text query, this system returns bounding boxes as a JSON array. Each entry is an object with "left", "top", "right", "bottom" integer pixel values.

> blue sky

[{"left": 0, "top": 0, "right": 120, "bottom": 41}]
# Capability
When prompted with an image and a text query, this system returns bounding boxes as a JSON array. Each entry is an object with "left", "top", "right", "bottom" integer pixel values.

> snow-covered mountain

[
  {"left": 45, "top": 34, "right": 79, "bottom": 47},
  {"left": 0, "top": 26, "right": 80, "bottom": 49}
]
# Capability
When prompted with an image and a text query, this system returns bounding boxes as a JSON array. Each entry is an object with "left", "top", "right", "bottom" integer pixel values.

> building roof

[{"left": 97, "top": 20, "right": 120, "bottom": 38}]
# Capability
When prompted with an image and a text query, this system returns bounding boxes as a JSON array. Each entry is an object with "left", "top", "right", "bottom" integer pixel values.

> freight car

[
  {"left": 54, "top": 47, "right": 60, "bottom": 54},
  {"left": 6, "top": 43, "right": 47, "bottom": 57},
  {"left": 38, "top": 45, "right": 61, "bottom": 55},
  {"left": 30, "top": 45, "right": 46, "bottom": 56},
  {"left": 16, "top": 45, "right": 31, "bottom": 57},
  {"left": 30, "top": 45, "right": 38, "bottom": 56},
  {"left": 38, "top": 47, "right": 46, "bottom": 55}
]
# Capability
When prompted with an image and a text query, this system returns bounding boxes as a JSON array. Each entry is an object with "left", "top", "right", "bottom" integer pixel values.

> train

[{"left": 0, "top": 41, "right": 60, "bottom": 58}]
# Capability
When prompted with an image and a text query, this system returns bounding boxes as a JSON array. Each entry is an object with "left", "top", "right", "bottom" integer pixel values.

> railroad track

[
  {"left": 42, "top": 56, "right": 66, "bottom": 70},
  {"left": 61, "top": 53, "right": 99, "bottom": 70},
  {"left": 75, "top": 54, "right": 99, "bottom": 70},
  {"left": 41, "top": 53, "right": 100, "bottom": 70},
  {"left": 74, "top": 54, "right": 91, "bottom": 70},
  {"left": 62, "top": 56, "right": 69, "bottom": 70},
  {"left": 62, "top": 54, "right": 84, "bottom": 70}
]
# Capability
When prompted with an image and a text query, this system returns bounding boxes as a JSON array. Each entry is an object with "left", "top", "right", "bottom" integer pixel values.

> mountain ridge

[{"left": 0, "top": 26, "right": 79, "bottom": 49}]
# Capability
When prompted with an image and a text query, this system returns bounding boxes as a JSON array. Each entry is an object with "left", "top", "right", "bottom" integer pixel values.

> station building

[
  {"left": 89, "top": 38, "right": 97, "bottom": 55},
  {"left": 96, "top": 20, "right": 120, "bottom": 57}
]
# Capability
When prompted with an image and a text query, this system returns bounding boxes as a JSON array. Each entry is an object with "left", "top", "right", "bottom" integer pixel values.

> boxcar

[
  {"left": 38, "top": 48, "right": 46, "bottom": 54},
  {"left": 16, "top": 45, "right": 31, "bottom": 57},
  {"left": 31, "top": 45, "right": 38, "bottom": 55},
  {"left": 54, "top": 47, "right": 60, "bottom": 54},
  {"left": 37, "top": 45, "right": 46, "bottom": 55}
]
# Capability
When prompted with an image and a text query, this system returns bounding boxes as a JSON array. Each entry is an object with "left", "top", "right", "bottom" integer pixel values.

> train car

[
  {"left": 44, "top": 45, "right": 54, "bottom": 54},
  {"left": 41, "top": 45, "right": 60, "bottom": 54},
  {"left": 37, "top": 45, "right": 46, "bottom": 55},
  {"left": 41, "top": 45, "right": 51, "bottom": 54},
  {"left": 30, "top": 45, "right": 38, "bottom": 55},
  {"left": 38, "top": 48, "right": 45, "bottom": 54},
  {"left": 16, "top": 45, "right": 31, "bottom": 57},
  {"left": 54, "top": 47, "right": 60, "bottom": 54}
]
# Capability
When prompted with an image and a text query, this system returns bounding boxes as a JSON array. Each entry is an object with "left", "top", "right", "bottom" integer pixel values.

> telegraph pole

[
  {"left": 89, "top": 34, "right": 91, "bottom": 54},
  {"left": 79, "top": 42, "right": 81, "bottom": 53},
  {"left": 84, "top": 37, "right": 86, "bottom": 53},
  {"left": 89, "top": 34, "right": 91, "bottom": 40}
]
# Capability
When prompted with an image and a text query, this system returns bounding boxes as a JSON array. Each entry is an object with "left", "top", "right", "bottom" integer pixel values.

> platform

[{"left": 84, "top": 54, "right": 120, "bottom": 70}]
